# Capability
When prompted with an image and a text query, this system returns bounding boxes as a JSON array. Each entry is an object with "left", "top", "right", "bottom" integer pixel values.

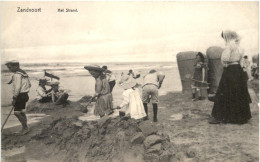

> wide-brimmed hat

[
  {"left": 84, "top": 65, "right": 105, "bottom": 72},
  {"left": 47, "top": 81, "right": 60, "bottom": 86},
  {"left": 5, "top": 60, "right": 19, "bottom": 65},
  {"left": 119, "top": 75, "right": 137, "bottom": 89}
]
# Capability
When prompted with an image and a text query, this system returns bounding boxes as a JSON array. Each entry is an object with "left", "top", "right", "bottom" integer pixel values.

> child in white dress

[{"left": 117, "top": 75, "right": 147, "bottom": 120}]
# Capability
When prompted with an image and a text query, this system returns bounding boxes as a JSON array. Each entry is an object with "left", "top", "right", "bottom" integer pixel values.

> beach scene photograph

[{"left": 1, "top": 1, "right": 259, "bottom": 162}]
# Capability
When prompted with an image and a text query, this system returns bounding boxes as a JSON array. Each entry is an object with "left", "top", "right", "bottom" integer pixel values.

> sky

[{"left": 1, "top": 1, "right": 259, "bottom": 63}]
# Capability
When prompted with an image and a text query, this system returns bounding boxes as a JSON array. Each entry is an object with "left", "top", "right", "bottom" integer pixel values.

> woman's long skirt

[
  {"left": 211, "top": 64, "right": 252, "bottom": 124},
  {"left": 94, "top": 93, "right": 113, "bottom": 117}
]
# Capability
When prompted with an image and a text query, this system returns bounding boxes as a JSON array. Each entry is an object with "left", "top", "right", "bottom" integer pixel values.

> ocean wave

[{"left": 1, "top": 62, "right": 177, "bottom": 78}]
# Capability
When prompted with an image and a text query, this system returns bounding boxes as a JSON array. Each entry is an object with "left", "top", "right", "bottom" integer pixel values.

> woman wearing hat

[
  {"left": 5, "top": 60, "right": 31, "bottom": 135},
  {"left": 117, "top": 75, "right": 146, "bottom": 120},
  {"left": 209, "top": 30, "right": 251, "bottom": 124},
  {"left": 84, "top": 65, "right": 113, "bottom": 117}
]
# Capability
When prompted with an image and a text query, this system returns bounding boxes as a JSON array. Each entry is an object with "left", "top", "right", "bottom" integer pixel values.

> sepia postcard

[{"left": 1, "top": 1, "right": 259, "bottom": 162}]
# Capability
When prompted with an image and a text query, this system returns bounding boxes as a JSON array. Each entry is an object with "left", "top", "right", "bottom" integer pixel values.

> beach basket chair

[{"left": 206, "top": 46, "right": 224, "bottom": 94}]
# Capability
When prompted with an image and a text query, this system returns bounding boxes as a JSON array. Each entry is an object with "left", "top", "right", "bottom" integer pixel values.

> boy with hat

[{"left": 5, "top": 60, "right": 31, "bottom": 135}]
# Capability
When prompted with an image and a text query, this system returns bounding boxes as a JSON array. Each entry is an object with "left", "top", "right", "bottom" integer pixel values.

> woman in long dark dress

[{"left": 209, "top": 30, "right": 252, "bottom": 124}]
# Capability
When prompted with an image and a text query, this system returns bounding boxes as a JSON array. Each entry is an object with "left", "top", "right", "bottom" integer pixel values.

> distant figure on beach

[
  {"left": 36, "top": 78, "right": 52, "bottom": 103},
  {"left": 128, "top": 69, "right": 135, "bottom": 78},
  {"left": 191, "top": 52, "right": 209, "bottom": 101},
  {"left": 47, "top": 81, "right": 69, "bottom": 107},
  {"left": 102, "top": 66, "right": 116, "bottom": 92},
  {"left": 142, "top": 69, "right": 165, "bottom": 122},
  {"left": 209, "top": 30, "right": 251, "bottom": 124},
  {"left": 251, "top": 62, "right": 259, "bottom": 79},
  {"left": 241, "top": 55, "right": 253, "bottom": 81},
  {"left": 128, "top": 69, "right": 141, "bottom": 79},
  {"left": 5, "top": 60, "right": 31, "bottom": 135},
  {"left": 84, "top": 65, "right": 113, "bottom": 118},
  {"left": 117, "top": 75, "right": 147, "bottom": 119}
]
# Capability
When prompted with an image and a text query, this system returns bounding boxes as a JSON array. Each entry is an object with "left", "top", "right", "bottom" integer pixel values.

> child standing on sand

[
  {"left": 191, "top": 52, "right": 209, "bottom": 101},
  {"left": 117, "top": 75, "right": 146, "bottom": 120}
]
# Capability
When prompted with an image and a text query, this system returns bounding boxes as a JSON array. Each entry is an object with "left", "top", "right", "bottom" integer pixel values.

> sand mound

[
  {"left": 27, "top": 99, "right": 84, "bottom": 113},
  {"left": 33, "top": 116, "right": 175, "bottom": 162}
]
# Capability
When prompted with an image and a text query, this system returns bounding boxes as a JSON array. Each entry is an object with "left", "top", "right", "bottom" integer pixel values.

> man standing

[
  {"left": 142, "top": 69, "right": 165, "bottom": 122},
  {"left": 5, "top": 60, "right": 31, "bottom": 135}
]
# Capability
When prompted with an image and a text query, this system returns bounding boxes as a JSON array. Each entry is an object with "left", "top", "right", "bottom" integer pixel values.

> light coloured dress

[
  {"left": 94, "top": 75, "right": 113, "bottom": 117},
  {"left": 120, "top": 88, "right": 146, "bottom": 119},
  {"left": 241, "top": 59, "right": 253, "bottom": 80}
]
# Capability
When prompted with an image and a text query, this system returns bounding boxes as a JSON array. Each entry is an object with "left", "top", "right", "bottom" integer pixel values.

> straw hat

[
  {"left": 5, "top": 59, "right": 19, "bottom": 65},
  {"left": 119, "top": 75, "right": 137, "bottom": 89},
  {"left": 84, "top": 65, "right": 105, "bottom": 72}
]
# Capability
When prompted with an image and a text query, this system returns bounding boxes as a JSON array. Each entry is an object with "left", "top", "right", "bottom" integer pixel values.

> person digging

[
  {"left": 5, "top": 60, "right": 31, "bottom": 135},
  {"left": 142, "top": 69, "right": 165, "bottom": 122}
]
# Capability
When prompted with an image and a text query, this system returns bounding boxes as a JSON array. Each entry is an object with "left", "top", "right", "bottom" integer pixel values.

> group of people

[
  {"left": 5, "top": 60, "right": 165, "bottom": 135},
  {"left": 191, "top": 48, "right": 255, "bottom": 103},
  {"left": 4, "top": 30, "right": 255, "bottom": 135},
  {"left": 190, "top": 30, "right": 253, "bottom": 124},
  {"left": 36, "top": 78, "right": 69, "bottom": 106},
  {"left": 84, "top": 65, "right": 165, "bottom": 122},
  {"left": 4, "top": 61, "right": 69, "bottom": 135}
]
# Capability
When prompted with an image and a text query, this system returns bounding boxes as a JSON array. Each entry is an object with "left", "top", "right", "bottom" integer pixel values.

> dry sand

[{"left": 1, "top": 69, "right": 259, "bottom": 162}]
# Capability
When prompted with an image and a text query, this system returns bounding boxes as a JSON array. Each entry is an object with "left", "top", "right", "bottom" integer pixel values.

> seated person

[
  {"left": 48, "top": 81, "right": 69, "bottom": 106},
  {"left": 36, "top": 78, "right": 52, "bottom": 103}
]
